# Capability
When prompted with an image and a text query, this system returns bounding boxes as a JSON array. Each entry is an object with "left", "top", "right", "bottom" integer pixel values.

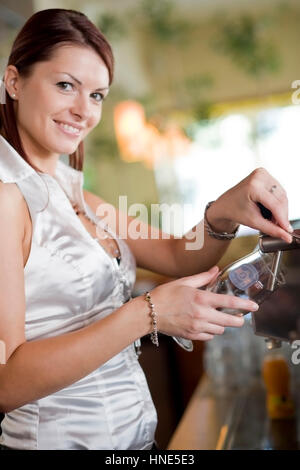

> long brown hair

[{"left": 0, "top": 8, "right": 114, "bottom": 172}]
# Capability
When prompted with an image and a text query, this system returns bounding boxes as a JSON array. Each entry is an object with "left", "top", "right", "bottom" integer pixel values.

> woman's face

[{"left": 6, "top": 44, "right": 110, "bottom": 164}]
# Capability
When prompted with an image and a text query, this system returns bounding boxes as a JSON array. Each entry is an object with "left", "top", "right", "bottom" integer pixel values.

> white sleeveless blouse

[{"left": 0, "top": 135, "right": 157, "bottom": 450}]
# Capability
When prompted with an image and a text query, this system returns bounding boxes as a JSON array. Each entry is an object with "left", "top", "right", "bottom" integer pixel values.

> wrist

[
  {"left": 130, "top": 295, "right": 154, "bottom": 337},
  {"left": 206, "top": 201, "right": 239, "bottom": 234}
]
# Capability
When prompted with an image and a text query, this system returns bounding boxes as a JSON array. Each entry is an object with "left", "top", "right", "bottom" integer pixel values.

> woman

[{"left": 0, "top": 9, "right": 292, "bottom": 450}]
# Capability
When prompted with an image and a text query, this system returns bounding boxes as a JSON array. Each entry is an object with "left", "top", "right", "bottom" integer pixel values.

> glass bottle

[{"left": 262, "top": 348, "right": 295, "bottom": 420}]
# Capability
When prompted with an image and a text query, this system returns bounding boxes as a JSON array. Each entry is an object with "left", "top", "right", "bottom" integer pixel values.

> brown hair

[{"left": 0, "top": 8, "right": 114, "bottom": 172}]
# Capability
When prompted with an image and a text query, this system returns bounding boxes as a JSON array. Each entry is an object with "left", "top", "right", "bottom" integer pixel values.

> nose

[{"left": 71, "top": 92, "right": 91, "bottom": 121}]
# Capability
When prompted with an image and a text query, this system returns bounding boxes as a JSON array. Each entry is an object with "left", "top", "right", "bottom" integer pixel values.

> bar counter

[{"left": 167, "top": 373, "right": 300, "bottom": 450}]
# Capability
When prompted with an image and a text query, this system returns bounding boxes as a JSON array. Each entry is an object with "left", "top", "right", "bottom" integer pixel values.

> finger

[
  {"left": 200, "top": 322, "right": 225, "bottom": 336},
  {"left": 200, "top": 307, "right": 245, "bottom": 327},
  {"left": 200, "top": 291, "right": 258, "bottom": 312},
  {"left": 248, "top": 169, "right": 289, "bottom": 224},
  {"left": 257, "top": 218, "right": 292, "bottom": 243},
  {"left": 245, "top": 202, "right": 290, "bottom": 241},
  {"left": 193, "top": 332, "right": 214, "bottom": 341},
  {"left": 180, "top": 265, "right": 220, "bottom": 288},
  {"left": 255, "top": 191, "right": 292, "bottom": 242},
  {"left": 258, "top": 188, "right": 290, "bottom": 228}
]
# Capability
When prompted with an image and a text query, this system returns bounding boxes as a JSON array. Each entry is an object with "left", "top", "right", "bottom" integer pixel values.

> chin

[{"left": 49, "top": 142, "right": 79, "bottom": 156}]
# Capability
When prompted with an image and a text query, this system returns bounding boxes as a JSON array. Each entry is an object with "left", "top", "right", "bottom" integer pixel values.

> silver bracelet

[
  {"left": 204, "top": 201, "right": 239, "bottom": 240},
  {"left": 145, "top": 291, "right": 159, "bottom": 347}
]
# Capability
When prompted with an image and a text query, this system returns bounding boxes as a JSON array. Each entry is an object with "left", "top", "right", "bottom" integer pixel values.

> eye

[
  {"left": 56, "top": 81, "right": 74, "bottom": 91},
  {"left": 56, "top": 82, "right": 106, "bottom": 103},
  {"left": 91, "top": 92, "right": 104, "bottom": 103}
]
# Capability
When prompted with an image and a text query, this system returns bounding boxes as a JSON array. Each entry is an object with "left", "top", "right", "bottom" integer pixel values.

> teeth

[{"left": 56, "top": 121, "right": 80, "bottom": 134}]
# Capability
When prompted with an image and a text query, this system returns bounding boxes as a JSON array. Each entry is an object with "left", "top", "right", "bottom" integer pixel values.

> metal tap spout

[{"left": 259, "top": 229, "right": 300, "bottom": 253}]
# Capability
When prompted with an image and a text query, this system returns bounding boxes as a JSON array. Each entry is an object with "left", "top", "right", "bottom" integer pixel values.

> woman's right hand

[{"left": 150, "top": 266, "right": 259, "bottom": 341}]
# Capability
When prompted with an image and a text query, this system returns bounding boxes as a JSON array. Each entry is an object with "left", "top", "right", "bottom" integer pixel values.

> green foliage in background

[
  {"left": 96, "top": 12, "right": 127, "bottom": 41},
  {"left": 213, "top": 14, "right": 281, "bottom": 77},
  {"left": 65, "top": 2, "right": 286, "bottom": 172},
  {"left": 140, "top": 0, "right": 190, "bottom": 44},
  {"left": 92, "top": 4, "right": 283, "bottom": 128},
  {"left": 183, "top": 74, "right": 215, "bottom": 121}
]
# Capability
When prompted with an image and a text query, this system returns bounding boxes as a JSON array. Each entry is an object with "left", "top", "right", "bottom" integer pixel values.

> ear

[{"left": 4, "top": 65, "right": 20, "bottom": 100}]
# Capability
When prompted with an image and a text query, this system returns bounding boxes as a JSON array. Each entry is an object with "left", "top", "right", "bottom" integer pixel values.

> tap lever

[
  {"left": 259, "top": 230, "right": 300, "bottom": 253},
  {"left": 290, "top": 231, "right": 300, "bottom": 241}
]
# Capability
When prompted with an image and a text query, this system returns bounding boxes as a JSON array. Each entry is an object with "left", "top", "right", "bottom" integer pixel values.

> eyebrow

[{"left": 58, "top": 72, "right": 109, "bottom": 91}]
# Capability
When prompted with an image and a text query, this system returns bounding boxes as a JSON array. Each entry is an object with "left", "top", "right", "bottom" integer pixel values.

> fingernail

[
  {"left": 288, "top": 224, "right": 293, "bottom": 232},
  {"left": 251, "top": 303, "right": 259, "bottom": 311}
]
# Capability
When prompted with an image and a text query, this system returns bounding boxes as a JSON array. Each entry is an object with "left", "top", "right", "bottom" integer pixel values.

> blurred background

[{"left": 1, "top": 0, "right": 300, "bottom": 449}]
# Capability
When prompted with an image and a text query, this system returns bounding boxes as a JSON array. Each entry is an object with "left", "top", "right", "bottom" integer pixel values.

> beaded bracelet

[{"left": 145, "top": 291, "right": 159, "bottom": 347}]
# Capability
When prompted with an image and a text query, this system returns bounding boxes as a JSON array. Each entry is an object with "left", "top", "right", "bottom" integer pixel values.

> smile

[{"left": 54, "top": 120, "right": 82, "bottom": 137}]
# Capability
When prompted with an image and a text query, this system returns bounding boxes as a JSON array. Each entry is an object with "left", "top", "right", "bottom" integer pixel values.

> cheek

[
  {"left": 96, "top": 105, "right": 103, "bottom": 122},
  {"left": 18, "top": 86, "right": 55, "bottom": 126},
  {"left": 89, "top": 107, "right": 102, "bottom": 129},
  {"left": 38, "top": 87, "right": 64, "bottom": 117}
]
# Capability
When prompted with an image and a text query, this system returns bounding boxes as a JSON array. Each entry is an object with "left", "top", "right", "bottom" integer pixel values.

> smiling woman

[
  {"left": 0, "top": 9, "right": 161, "bottom": 451},
  {"left": 3, "top": 51, "right": 110, "bottom": 175},
  {"left": 0, "top": 8, "right": 114, "bottom": 174},
  {"left": 6, "top": 45, "right": 111, "bottom": 174},
  {"left": 0, "top": 6, "right": 293, "bottom": 452}
]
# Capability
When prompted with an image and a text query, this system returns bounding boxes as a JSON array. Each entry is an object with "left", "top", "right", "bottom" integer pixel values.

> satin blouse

[{"left": 0, "top": 135, "right": 157, "bottom": 450}]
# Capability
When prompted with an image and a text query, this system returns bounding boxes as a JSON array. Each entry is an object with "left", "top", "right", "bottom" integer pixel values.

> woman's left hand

[{"left": 206, "top": 167, "right": 293, "bottom": 243}]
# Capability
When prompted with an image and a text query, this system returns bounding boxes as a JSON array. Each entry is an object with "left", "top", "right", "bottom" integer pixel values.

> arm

[
  {"left": 84, "top": 168, "right": 291, "bottom": 277},
  {"left": 0, "top": 182, "right": 152, "bottom": 413},
  {"left": 85, "top": 168, "right": 292, "bottom": 278},
  {"left": 83, "top": 189, "right": 181, "bottom": 277},
  {"left": 173, "top": 168, "right": 292, "bottom": 275},
  {"left": 0, "top": 295, "right": 151, "bottom": 413},
  {"left": 0, "top": 184, "right": 257, "bottom": 413},
  {"left": 82, "top": 190, "right": 233, "bottom": 278},
  {"left": 172, "top": 218, "right": 235, "bottom": 277}
]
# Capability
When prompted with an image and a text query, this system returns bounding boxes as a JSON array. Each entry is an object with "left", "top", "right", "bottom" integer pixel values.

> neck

[
  {"left": 18, "top": 131, "right": 59, "bottom": 177},
  {"left": 1, "top": 130, "right": 59, "bottom": 177},
  {"left": 32, "top": 159, "right": 59, "bottom": 177}
]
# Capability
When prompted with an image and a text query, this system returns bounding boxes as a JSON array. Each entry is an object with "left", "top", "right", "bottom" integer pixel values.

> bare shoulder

[
  {"left": 0, "top": 180, "right": 25, "bottom": 204},
  {"left": 0, "top": 181, "right": 28, "bottom": 241},
  {"left": 0, "top": 179, "right": 26, "bottom": 209}
]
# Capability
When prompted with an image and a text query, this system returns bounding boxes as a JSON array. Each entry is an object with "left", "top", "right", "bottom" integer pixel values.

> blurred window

[{"left": 155, "top": 103, "right": 300, "bottom": 236}]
